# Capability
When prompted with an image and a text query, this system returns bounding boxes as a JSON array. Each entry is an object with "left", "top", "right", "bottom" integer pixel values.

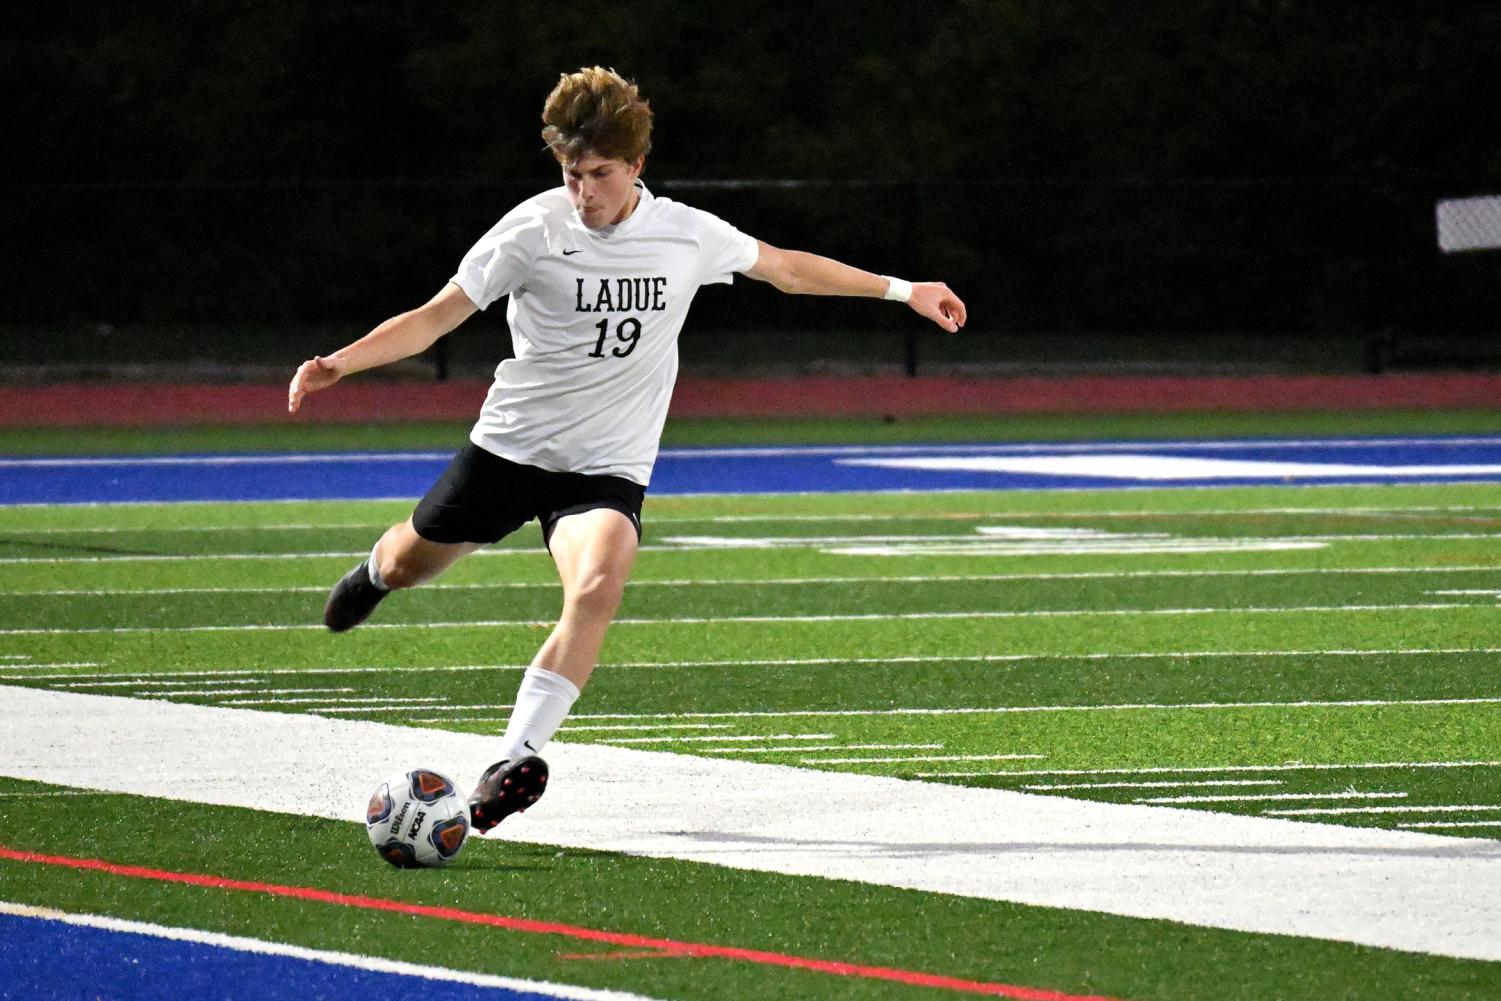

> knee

[
  {"left": 375, "top": 533, "right": 425, "bottom": 590},
  {"left": 566, "top": 567, "right": 628, "bottom": 619}
]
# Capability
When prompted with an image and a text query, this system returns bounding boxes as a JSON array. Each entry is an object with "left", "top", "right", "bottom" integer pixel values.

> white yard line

[
  {"left": 802, "top": 753, "right": 1046, "bottom": 764},
  {"left": 314, "top": 704, "right": 473, "bottom": 714},
  {"left": 605, "top": 733, "right": 834, "bottom": 745},
  {"left": 5, "top": 532, "right": 1501, "bottom": 564},
  {"left": 8, "top": 563, "right": 1501, "bottom": 598},
  {"left": 0, "top": 902, "right": 666, "bottom": 1001},
  {"left": 1266, "top": 804, "right": 1501, "bottom": 817},
  {"left": 155, "top": 688, "right": 357, "bottom": 698},
  {"left": 0, "top": 601, "right": 1485, "bottom": 635},
  {"left": 10, "top": 505, "right": 1496, "bottom": 533},
  {"left": 217, "top": 696, "right": 446, "bottom": 706},
  {"left": 1401, "top": 821, "right": 1501, "bottom": 830},
  {"left": 706, "top": 743, "right": 945, "bottom": 754},
  {"left": 7, "top": 646, "right": 1501, "bottom": 686},
  {"left": 0, "top": 663, "right": 99, "bottom": 671},
  {"left": 1137, "top": 791, "right": 1407, "bottom": 805},
  {"left": 918, "top": 760, "right": 1501, "bottom": 779},
  {"left": 2, "top": 686, "right": 1498, "bottom": 962},
  {"left": 1024, "top": 779, "right": 1284, "bottom": 791},
  {"left": 58, "top": 679, "right": 265, "bottom": 689},
  {"left": 562, "top": 697, "right": 1501, "bottom": 722},
  {"left": 558, "top": 723, "right": 736, "bottom": 733}
]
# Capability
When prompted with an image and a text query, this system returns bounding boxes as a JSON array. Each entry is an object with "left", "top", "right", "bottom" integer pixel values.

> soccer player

[{"left": 288, "top": 67, "right": 967, "bottom": 833}]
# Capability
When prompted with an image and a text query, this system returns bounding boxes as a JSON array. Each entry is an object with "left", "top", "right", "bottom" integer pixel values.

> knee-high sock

[{"left": 495, "top": 666, "right": 580, "bottom": 761}]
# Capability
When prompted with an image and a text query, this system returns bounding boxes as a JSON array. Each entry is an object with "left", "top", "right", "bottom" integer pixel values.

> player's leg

[
  {"left": 324, "top": 519, "right": 478, "bottom": 632},
  {"left": 323, "top": 443, "right": 522, "bottom": 633},
  {"left": 469, "top": 504, "right": 640, "bottom": 831}
]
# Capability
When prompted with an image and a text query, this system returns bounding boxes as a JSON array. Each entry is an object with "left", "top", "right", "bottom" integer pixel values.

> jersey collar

[{"left": 581, "top": 180, "right": 653, "bottom": 239}]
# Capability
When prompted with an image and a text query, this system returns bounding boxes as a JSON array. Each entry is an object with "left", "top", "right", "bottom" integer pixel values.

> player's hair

[{"left": 541, "top": 66, "right": 653, "bottom": 166}]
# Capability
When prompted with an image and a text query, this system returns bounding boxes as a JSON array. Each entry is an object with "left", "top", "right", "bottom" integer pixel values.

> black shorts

[{"left": 412, "top": 444, "right": 645, "bottom": 548}]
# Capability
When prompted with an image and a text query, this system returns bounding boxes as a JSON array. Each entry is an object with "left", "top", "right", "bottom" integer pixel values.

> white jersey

[{"left": 450, "top": 182, "right": 758, "bottom": 485}]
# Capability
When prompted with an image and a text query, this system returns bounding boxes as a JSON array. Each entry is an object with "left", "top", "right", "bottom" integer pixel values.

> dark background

[{"left": 4, "top": 2, "right": 1499, "bottom": 377}]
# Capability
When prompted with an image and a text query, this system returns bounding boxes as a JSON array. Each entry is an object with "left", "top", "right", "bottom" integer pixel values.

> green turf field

[{"left": 2, "top": 462, "right": 1500, "bottom": 998}]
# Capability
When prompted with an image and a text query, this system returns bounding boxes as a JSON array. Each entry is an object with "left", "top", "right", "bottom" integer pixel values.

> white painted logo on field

[
  {"left": 663, "top": 525, "right": 1324, "bottom": 557},
  {"left": 839, "top": 453, "right": 1501, "bottom": 481}
]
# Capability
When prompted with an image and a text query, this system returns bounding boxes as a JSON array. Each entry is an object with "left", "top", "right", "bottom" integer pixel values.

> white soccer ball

[{"left": 365, "top": 769, "right": 471, "bottom": 868}]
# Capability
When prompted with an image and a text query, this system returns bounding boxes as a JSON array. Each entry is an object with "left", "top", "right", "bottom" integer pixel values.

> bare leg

[
  {"left": 372, "top": 518, "right": 480, "bottom": 589},
  {"left": 530, "top": 507, "right": 640, "bottom": 690},
  {"left": 467, "top": 507, "right": 639, "bottom": 828}
]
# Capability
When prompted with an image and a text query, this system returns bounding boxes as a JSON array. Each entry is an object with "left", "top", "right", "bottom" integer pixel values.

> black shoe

[
  {"left": 323, "top": 560, "right": 388, "bottom": 632},
  {"left": 468, "top": 756, "right": 548, "bottom": 832}
]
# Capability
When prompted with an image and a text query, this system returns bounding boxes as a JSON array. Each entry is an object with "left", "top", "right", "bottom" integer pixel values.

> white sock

[
  {"left": 495, "top": 666, "right": 580, "bottom": 761},
  {"left": 366, "top": 541, "right": 390, "bottom": 591}
]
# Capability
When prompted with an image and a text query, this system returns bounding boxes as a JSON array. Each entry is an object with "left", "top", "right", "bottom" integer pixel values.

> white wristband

[{"left": 882, "top": 276, "right": 913, "bottom": 303}]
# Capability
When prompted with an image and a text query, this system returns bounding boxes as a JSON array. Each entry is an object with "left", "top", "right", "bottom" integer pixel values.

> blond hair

[{"left": 541, "top": 67, "right": 653, "bottom": 165}]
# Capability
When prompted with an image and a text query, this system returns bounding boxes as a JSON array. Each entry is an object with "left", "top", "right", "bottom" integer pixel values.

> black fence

[{"left": 4, "top": 176, "right": 1499, "bottom": 376}]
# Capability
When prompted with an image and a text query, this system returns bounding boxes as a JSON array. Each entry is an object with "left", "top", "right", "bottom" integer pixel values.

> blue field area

[
  {"left": 3, "top": 437, "right": 1501, "bottom": 505},
  {"left": 0, "top": 910, "right": 583, "bottom": 1001}
]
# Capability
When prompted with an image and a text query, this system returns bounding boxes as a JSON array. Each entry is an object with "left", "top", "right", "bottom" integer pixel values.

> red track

[
  {"left": 1, "top": 373, "right": 1498, "bottom": 426},
  {"left": 0, "top": 843, "right": 1124, "bottom": 1000}
]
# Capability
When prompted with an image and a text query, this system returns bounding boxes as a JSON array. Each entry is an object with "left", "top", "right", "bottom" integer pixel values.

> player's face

[{"left": 563, "top": 153, "right": 644, "bottom": 228}]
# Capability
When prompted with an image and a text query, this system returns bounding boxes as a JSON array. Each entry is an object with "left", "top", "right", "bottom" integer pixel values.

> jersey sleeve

[
  {"left": 692, "top": 209, "right": 760, "bottom": 286},
  {"left": 450, "top": 205, "right": 545, "bottom": 309}
]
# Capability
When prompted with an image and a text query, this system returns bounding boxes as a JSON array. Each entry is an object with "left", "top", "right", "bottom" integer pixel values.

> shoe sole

[{"left": 468, "top": 756, "right": 549, "bottom": 832}]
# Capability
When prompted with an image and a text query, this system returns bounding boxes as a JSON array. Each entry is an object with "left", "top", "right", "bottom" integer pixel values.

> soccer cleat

[
  {"left": 323, "top": 560, "right": 388, "bottom": 632},
  {"left": 467, "top": 755, "right": 549, "bottom": 833}
]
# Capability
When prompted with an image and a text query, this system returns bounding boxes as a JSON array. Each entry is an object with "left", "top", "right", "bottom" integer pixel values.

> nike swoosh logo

[
  {"left": 523, "top": 740, "right": 538, "bottom": 752},
  {"left": 562, "top": 249, "right": 581, "bottom": 256}
]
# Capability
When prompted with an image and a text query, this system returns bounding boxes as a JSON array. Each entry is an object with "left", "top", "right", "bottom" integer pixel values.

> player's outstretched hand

[
  {"left": 287, "top": 355, "right": 344, "bottom": 414},
  {"left": 908, "top": 282, "right": 967, "bottom": 333}
]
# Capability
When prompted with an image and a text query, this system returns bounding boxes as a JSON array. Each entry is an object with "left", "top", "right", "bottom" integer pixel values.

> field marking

[
  {"left": 319, "top": 704, "right": 495, "bottom": 714},
  {"left": 0, "top": 791, "right": 104, "bottom": 798},
  {"left": 659, "top": 436, "right": 1501, "bottom": 458},
  {"left": 58, "top": 679, "right": 266, "bottom": 689},
  {"left": 9, "top": 504, "right": 1499, "bottom": 534},
  {"left": 0, "top": 663, "right": 99, "bottom": 671},
  {"left": 919, "top": 761, "right": 1501, "bottom": 779},
  {"left": 14, "top": 563, "right": 1501, "bottom": 598},
  {"left": 4, "top": 686, "right": 1499, "bottom": 962},
  {"left": 562, "top": 697, "right": 1501, "bottom": 722},
  {"left": 217, "top": 696, "right": 447, "bottom": 706},
  {"left": 1137, "top": 791, "right": 1407, "bottom": 805},
  {"left": 0, "top": 601, "right": 1487, "bottom": 635},
  {"left": 0, "top": 902, "right": 670, "bottom": 1001},
  {"left": 803, "top": 753, "right": 1047, "bottom": 764},
  {"left": 151, "top": 688, "right": 357, "bottom": 698},
  {"left": 1400, "top": 821, "right": 1501, "bottom": 830},
  {"left": 6, "top": 532, "right": 1501, "bottom": 564},
  {"left": 606, "top": 733, "right": 834, "bottom": 745},
  {"left": 841, "top": 453, "right": 1501, "bottom": 481},
  {"left": 558, "top": 723, "right": 736, "bottom": 733},
  {"left": 1023, "top": 780, "right": 1284, "bottom": 791},
  {"left": 1267, "top": 804, "right": 1501, "bottom": 817},
  {"left": 0, "top": 876, "right": 1116, "bottom": 1001},
  {"left": 0, "top": 452, "right": 450, "bottom": 468},
  {"left": 707, "top": 743, "right": 945, "bottom": 754},
  {"left": 9, "top": 646, "right": 1501, "bottom": 685}
]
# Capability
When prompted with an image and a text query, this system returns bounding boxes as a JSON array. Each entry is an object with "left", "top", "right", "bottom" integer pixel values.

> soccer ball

[{"left": 365, "top": 769, "right": 470, "bottom": 868}]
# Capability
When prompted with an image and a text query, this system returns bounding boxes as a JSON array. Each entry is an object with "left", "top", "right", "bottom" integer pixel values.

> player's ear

[{"left": 627, "top": 155, "right": 645, "bottom": 178}]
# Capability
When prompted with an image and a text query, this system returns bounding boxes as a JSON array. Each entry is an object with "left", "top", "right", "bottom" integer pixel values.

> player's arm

[
  {"left": 743, "top": 240, "right": 967, "bottom": 333},
  {"left": 288, "top": 283, "right": 478, "bottom": 414}
]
